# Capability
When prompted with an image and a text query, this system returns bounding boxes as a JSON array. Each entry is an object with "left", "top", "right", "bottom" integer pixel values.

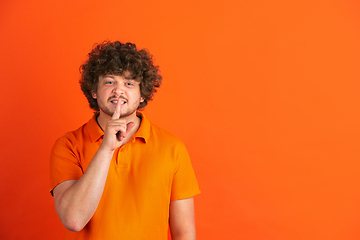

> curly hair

[{"left": 79, "top": 41, "right": 162, "bottom": 111}]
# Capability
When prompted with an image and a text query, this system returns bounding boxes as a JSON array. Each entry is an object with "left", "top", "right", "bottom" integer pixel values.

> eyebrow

[
  {"left": 102, "top": 75, "right": 139, "bottom": 83},
  {"left": 103, "top": 75, "right": 115, "bottom": 79}
]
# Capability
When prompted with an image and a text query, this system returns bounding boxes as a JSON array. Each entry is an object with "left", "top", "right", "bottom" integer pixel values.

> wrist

[{"left": 97, "top": 144, "right": 116, "bottom": 157}]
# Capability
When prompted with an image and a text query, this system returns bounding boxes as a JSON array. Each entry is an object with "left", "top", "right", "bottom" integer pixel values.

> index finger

[{"left": 112, "top": 99, "right": 122, "bottom": 120}]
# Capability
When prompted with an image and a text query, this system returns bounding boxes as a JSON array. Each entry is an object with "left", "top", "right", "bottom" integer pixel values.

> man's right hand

[
  {"left": 101, "top": 100, "right": 135, "bottom": 152},
  {"left": 53, "top": 99, "right": 137, "bottom": 232}
]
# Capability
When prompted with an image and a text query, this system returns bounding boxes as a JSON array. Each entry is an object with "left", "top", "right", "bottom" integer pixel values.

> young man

[{"left": 50, "top": 41, "right": 200, "bottom": 240}]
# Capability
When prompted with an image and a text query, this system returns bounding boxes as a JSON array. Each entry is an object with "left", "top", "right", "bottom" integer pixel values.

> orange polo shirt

[{"left": 50, "top": 112, "right": 200, "bottom": 240}]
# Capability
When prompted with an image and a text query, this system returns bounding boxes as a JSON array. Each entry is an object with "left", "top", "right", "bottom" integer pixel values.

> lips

[
  {"left": 110, "top": 97, "right": 127, "bottom": 105},
  {"left": 110, "top": 100, "right": 126, "bottom": 104}
]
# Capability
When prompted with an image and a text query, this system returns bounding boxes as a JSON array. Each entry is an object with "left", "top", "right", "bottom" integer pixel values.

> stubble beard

[{"left": 100, "top": 101, "right": 140, "bottom": 119}]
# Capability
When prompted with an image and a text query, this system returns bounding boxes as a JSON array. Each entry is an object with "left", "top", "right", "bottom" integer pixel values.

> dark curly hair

[{"left": 79, "top": 41, "right": 162, "bottom": 111}]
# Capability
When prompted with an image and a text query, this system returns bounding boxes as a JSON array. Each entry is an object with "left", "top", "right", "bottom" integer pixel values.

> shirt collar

[
  {"left": 86, "top": 112, "right": 150, "bottom": 144},
  {"left": 86, "top": 112, "right": 104, "bottom": 143},
  {"left": 133, "top": 112, "right": 150, "bottom": 143}
]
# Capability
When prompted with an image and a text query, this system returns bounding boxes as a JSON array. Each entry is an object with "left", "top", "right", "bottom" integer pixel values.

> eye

[
  {"left": 105, "top": 81, "right": 115, "bottom": 84},
  {"left": 125, "top": 82, "right": 134, "bottom": 87}
]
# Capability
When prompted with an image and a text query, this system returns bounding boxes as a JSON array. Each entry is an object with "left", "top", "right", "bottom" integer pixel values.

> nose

[{"left": 112, "top": 85, "right": 124, "bottom": 96}]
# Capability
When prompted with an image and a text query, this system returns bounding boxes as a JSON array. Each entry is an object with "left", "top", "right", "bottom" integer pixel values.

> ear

[
  {"left": 140, "top": 97, "right": 144, "bottom": 103},
  {"left": 91, "top": 91, "right": 97, "bottom": 99}
]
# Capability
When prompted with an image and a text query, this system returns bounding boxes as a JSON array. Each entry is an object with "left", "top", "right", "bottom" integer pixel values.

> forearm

[
  {"left": 169, "top": 198, "right": 196, "bottom": 240},
  {"left": 54, "top": 147, "right": 114, "bottom": 231}
]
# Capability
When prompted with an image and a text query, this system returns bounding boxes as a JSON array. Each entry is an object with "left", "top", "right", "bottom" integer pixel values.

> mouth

[{"left": 110, "top": 99, "right": 127, "bottom": 105}]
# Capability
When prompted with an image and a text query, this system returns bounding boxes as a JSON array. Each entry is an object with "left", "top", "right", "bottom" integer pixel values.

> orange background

[{"left": 1, "top": 0, "right": 360, "bottom": 239}]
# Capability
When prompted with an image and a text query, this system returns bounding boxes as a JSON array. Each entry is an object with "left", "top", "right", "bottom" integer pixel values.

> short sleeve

[
  {"left": 49, "top": 135, "right": 83, "bottom": 196},
  {"left": 170, "top": 144, "right": 201, "bottom": 201}
]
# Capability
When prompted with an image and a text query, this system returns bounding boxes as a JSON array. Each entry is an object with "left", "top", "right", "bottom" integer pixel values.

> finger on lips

[
  {"left": 112, "top": 99, "right": 122, "bottom": 120},
  {"left": 112, "top": 100, "right": 127, "bottom": 140}
]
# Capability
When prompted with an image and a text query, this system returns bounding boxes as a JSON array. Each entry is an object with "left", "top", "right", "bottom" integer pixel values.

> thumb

[{"left": 126, "top": 122, "right": 135, "bottom": 134}]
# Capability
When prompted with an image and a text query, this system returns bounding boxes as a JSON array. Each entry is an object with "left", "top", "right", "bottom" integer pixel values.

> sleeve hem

[
  {"left": 170, "top": 189, "right": 201, "bottom": 201},
  {"left": 49, "top": 178, "right": 80, "bottom": 197}
]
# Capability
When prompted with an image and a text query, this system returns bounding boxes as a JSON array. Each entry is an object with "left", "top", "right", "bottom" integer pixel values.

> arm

[
  {"left": 169, "top": 197, "right": 196, "bottom": 240},
  {"left": 53, "top": 148, "right": 113, "bottom": 231},
  {"left": 52, "top": 101, "right": 133, "bottom": 232}
]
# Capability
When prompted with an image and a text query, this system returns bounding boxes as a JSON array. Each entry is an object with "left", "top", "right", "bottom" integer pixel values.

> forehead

[
  {"left": 99, "top": 71, "right": 140, "bottom": 82},
  {"left": 99, "top": 74, "right": 133, "bottom": 81}
]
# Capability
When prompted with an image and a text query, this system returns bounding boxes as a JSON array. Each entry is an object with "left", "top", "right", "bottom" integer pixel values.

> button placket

[{"left": 116, "top": 145, "right": 128, "bottom": 168}]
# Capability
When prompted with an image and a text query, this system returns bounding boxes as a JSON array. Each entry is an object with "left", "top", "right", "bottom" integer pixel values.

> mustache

[{"left": 108, "top": 95, "right": 128, "bottom": 102}]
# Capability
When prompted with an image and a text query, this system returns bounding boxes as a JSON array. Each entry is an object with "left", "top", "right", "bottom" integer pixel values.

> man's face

[{"left": 92, "top": 73, "right": 144, "bottom": 118}]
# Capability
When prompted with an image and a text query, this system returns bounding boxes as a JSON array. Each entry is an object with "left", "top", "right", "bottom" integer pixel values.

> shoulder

[
  {"left": 56, "top": 124, "right": 86, "bottom": 144},
  {"left": 138, "top": 112, "right": 185, "bottom": 147},
  {"left": 147, "top": 122, "right": 189, "bottom": 157},
  {"left": 52, "top": 117, "right": 95, "bottom": 151},
  {"left": 149, "top": 122, "right": 184, "bottom": 144},
  {"left": 51, "top": 126, "right": 85, "bottom": 156}
]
